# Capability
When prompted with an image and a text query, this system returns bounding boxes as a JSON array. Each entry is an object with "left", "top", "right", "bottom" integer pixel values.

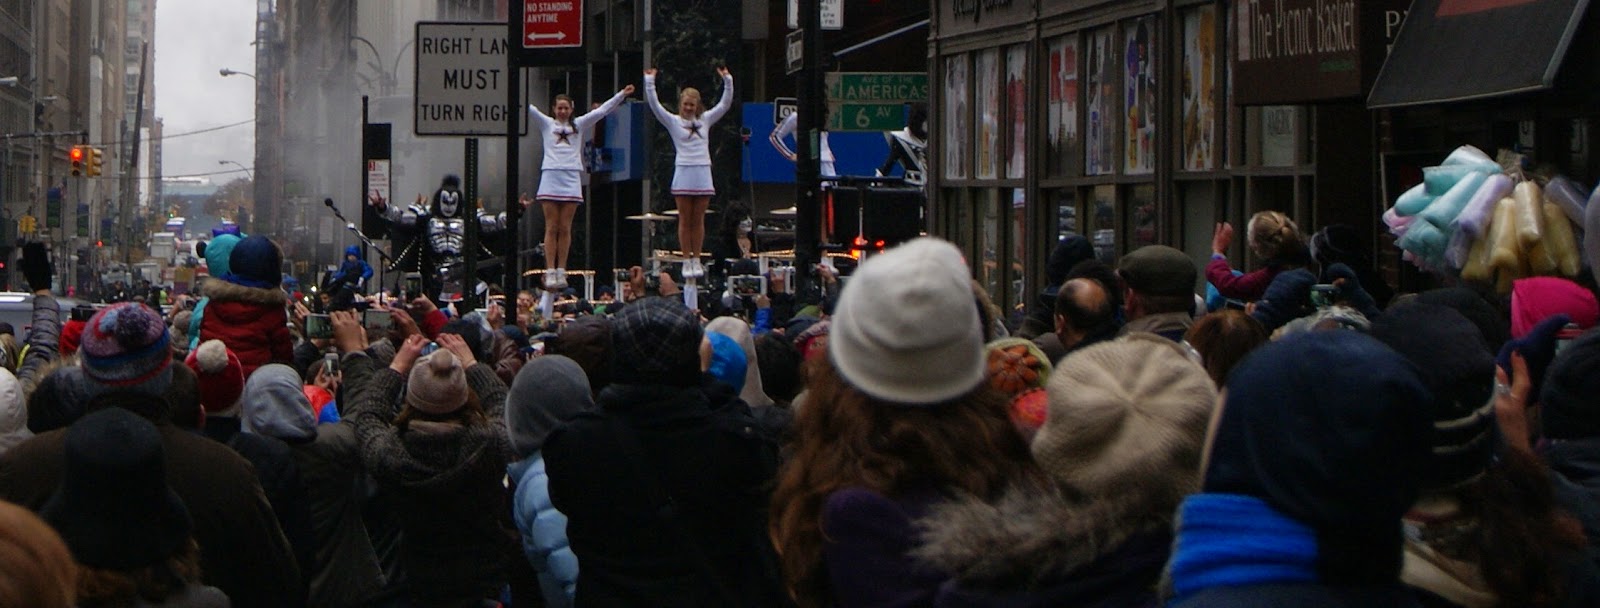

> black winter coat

[
  {"left": 344, "top": 353, "right": 518, "bottom": 607},
  {"left": 1174, "top": 584, "right": 1422, "bottom": 607},
  {"left": 0, "top": 416, "right": 303, "bottom": 607},
  {"left": 543, "top": 382, "right": 782, "bottom": 607}
]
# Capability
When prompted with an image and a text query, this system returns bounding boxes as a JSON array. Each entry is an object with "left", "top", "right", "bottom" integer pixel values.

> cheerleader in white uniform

[
  {"left": 644, "top": 66, "right": 734, "bottom": 279},
  {"left": 525, "top": 85, "right": 634, "bottom": 290}
]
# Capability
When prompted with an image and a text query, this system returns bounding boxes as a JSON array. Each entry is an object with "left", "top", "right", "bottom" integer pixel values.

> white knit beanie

[
  {"left": 1035, "top": 333, "right": 1217, "bottom": 498},
  {"left": 828, "top": 238, "right": 985, "bottom": 405}
]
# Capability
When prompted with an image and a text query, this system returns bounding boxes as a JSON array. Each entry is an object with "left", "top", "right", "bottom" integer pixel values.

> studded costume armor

[{"left": 375, "top": 175, "right": 507, "bottom": 302}]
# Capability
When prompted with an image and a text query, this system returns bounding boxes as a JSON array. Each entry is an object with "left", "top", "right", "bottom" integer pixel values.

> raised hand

[
  {"left": 437, "top": 332, "right": 477, "bottom": 366},
  {"left": 1212, "top": 222, "right": 1234, "bottom": 256},
  {"left": 716, "top": 66, "right": 731, "bottom": 78},
  {"left": 390, "top": 334, "right": 428, "bottom": 376},
  {"left": 644, "top": 68, "right": 658, "bottom": 77},
  {"left": 330, "top": 310, "right": 367, "bottom": 355},
  {"left": 622, "top": 84, "right": 636, "bottom": 96}
]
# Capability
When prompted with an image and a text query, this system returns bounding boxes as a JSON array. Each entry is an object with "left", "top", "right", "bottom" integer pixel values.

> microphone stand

[{"left": 324, "top": 198, "right": 393, "bottom": 299}]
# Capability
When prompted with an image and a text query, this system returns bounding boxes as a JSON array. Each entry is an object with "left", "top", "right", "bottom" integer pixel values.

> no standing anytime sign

[
  {"left": 414, "top": 22, "right": 528, "bottom": 137},
  {"left": 524, "top": 0, "right": 582, "bottom": 48}
]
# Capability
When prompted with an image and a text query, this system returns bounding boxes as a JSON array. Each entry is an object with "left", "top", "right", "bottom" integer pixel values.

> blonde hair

[
  {"left": 0, "top": 500, "right": 78, "bottom": 608},
  {"left": 678, "top": 87, "right": 702, "bottom": 116},
  {"left": 1247, "top": 211, "right": 1306, "bottom": 263}
]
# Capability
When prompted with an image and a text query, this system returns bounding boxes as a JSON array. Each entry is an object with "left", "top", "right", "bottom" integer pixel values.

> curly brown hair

[
  {"left": 1448, "top": 448, "right": 1586, "bottom": 607},
  {"left": 770, "top": 357, "right": 1041, "bottom": 606},
  {"left": 76, "top": 538, "right": 203, "bottom": 607}
]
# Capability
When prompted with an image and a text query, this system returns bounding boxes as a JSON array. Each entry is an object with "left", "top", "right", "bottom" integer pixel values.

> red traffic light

[{"left": 69, "top": 147, "right": 84, "bottom": 162}]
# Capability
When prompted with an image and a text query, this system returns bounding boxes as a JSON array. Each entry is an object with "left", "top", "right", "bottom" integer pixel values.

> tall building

[
  {"left": 0, "top": 0, "right": 33, "bottom": 242},
  {"left": 126, "top": 0, "right": 158, "bottom": 220}
]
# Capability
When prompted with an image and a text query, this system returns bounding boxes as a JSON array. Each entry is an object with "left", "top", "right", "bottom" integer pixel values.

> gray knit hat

[{"left": 406, "top": 351, "right": 469, "bottom": 415}]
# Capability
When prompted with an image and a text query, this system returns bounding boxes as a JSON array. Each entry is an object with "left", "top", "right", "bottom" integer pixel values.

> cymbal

[
  {"left": 625, "top": 213, "right": 676, "bottom": 221},
  {"left": 770, "top": 206, "right": 797, "bottom": 215},
  {"left": 662, "top": 208, "right": 717, "bottom": 216}
]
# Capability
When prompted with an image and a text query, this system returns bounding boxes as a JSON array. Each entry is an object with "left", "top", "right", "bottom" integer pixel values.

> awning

[{"left": 1368, "top": 0, "right": 1591, "bottom": 108}]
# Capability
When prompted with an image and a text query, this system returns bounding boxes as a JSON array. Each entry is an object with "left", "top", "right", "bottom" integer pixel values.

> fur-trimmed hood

[
  {"left": 912, "top": 480, "right": 1177, "bottom": 591},
  {"left": 203, "top": 278, "right": 287, "bottom": 306}
]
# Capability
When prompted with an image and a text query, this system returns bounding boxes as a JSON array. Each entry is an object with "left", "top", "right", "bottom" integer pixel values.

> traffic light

[
  {"left": 87, "top": 147, "right": 104, "bottom": 177},
  {"left": 69, "top": 146, "right": 84, "bottom": 177}
]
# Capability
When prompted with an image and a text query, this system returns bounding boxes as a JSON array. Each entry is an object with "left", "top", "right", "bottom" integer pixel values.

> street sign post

[
  {"left": 824, "top": 73, "right": 928, "bottom": 132},
  {"left": 414, "top": 22, "right": 528, "bottom": 137},
  {"left": 786, "top": 30, "right": 804, "bottom": 75},
  {"left": 821, "top": 0, "right": 843, "bottom": 30},
  {"left": 827, "top": 103, "right": 906, "bottom": 131},
  {"left": 522, "top": 0, "right": 582, "bottom": 48},
  {"left": 773, "top": 97, "right": 798, "bottom": 125}
]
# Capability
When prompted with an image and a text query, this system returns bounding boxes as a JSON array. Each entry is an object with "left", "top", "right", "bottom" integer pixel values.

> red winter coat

[{"left": 200, "top": 280, "right": 294, "bottom": 378}]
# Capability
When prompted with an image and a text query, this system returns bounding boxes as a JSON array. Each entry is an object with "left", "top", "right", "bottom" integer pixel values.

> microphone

[{"left": 323, "top": 198, "right": 335, "bottom": 208}]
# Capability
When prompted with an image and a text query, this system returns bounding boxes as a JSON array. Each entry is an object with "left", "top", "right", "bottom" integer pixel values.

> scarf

[{"left": 1167, "top": 493, "right": 1319, "bottom": 604}]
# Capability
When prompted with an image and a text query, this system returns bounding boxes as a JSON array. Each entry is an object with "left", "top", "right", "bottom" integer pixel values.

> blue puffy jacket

[{"left": 509, "top": 454, "right": 577, "bottom": 607}]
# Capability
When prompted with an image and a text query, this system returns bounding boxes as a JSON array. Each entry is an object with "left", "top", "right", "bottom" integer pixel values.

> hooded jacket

[
  {"left": 243, "top": 363, "right": 383, "bottom": 607},
  {"left": 706, "top": 317, "right": 775, "bottom": 409},
  {"left": 0, "top": 369, "right": 27, "bottom": 456},
  {"left": 1172, "top": 332, "right": 1432, "bottom": 608},
  {"left": 16, "top": 294, "right": 60, "bottom": 398},
  {"left": 345, "top": 352, "right": 518, "bottom": 605},
  {"left": 331, "top": 245, "right": 373, "bottom": 289},
  {"left": 198, "top": 279, "right": 293, "bottom": 378},
  {"left": 506, "top": 356, "right": 593, "bottom": 608}
]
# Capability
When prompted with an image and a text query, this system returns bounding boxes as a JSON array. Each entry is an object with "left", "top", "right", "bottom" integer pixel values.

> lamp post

[
  {"left": 219, "top": 68, "right": 256, "bottom": 80},
  {"left": 217, "top": 159, "right": 253, "bottom": 179},
  {"left": 348, "top": 37, "right": 413, "bottom": 96}
]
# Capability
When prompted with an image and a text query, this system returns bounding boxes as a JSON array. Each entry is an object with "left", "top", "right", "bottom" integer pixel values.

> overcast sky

[{"left": 153, "top": 0, "right": 256, "bottom": 181}]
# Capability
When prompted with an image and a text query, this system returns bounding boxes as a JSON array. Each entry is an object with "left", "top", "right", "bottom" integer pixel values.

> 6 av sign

[{"left": 524, "top": 0, "right": 582, "bottom": 48}]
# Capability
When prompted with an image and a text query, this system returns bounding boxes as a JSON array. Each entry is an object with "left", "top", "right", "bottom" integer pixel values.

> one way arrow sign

[{"left": 523, "top": 0, "right": 582, "bottom": 49}]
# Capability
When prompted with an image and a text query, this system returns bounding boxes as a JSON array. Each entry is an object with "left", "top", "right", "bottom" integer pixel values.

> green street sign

[
  {"left": 827, "top": 103, "right": 906, "bottom": 132},
  {"left": 825, "top": 72, "right": 929, "bottom": 103}
]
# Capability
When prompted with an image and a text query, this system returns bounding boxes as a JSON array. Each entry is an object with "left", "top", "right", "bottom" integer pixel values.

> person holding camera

[{"left": 335, "top": 314, "right": 516, "bottom": 606}]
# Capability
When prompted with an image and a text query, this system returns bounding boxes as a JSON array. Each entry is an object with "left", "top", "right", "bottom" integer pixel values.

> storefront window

[
  {"left": 1181, "top": 181, "right": 1221, "bottom": 265},
  {"left": 949, "top": 188, "right": 974, "bottom": 257},
  {"left": 979, "top": 189, "right": 1002, "bottom": 299},
  {"left": 1124, "top": 16, "right": 1156, "bottom": 175},
  {"left": 1046, "top": 36, "right": 1080, "bottom": 178},
  {"left": 1128, "top": 183, "right": 1157, "bottom": 250},
  {"left": 1006, "top": 45, "right": 1028, "bottom": 179},
  {"left": 1091, "top": 184, "right": 1116, "bottom": 262},
  {"left": 1086, "top": 27, "right": 1117, "bottom": 176},
  {"left": 976, "top": 49, "right": 1002, "bottom": 179},
  {"left": 1260, "top": 105, "right": 1300, "bottom": 167},
  {"left": 1181, "top": 5, "right": 1218, "bottom": 171},
  {"left": 1052, "top": 189, "right": 1079, "bottom": 240},
  {"left": 1009, "top": 188, "right": 1026, "bottom": 305},
  {"left": 943, "top": 55, "right": 970, "bottom": 180}
]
